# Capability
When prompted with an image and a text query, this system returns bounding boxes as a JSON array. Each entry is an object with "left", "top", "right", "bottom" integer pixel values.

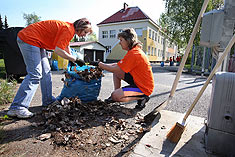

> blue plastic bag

[{"left": 56, "top": 65, "right": 102, "bottom": 103}]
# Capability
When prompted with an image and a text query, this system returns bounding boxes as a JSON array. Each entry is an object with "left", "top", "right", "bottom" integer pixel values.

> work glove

[
  {"left": 69, "top": 61, "right": 76, "bottom": 66},
  {"left": 75, "top": 59, "right": 86, "bottom": 67},
  {"left": 89, "top": 61, "right": 100, "bottom": 66}
]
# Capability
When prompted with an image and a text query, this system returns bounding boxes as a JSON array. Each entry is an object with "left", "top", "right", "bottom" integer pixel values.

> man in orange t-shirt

[
  {"left": 89, "top": 28, "right": 154, "bottom": 109},
  {"left": 7, "top": 18, "right": 92, "bottom": 119}
]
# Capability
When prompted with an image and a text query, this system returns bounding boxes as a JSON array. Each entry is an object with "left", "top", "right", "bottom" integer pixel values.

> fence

[{"left": 190, "top": 45, "right": 216, "bottom": 75}]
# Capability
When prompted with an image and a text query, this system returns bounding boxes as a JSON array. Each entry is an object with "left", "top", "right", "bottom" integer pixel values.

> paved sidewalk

[
  {"left": 152, "top": 63, "right": 188, "bottom": 73},
  {"left": 129, "top": 110, "right": 216, "bottom": 157}
]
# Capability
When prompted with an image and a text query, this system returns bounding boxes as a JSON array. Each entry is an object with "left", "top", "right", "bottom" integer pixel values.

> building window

[
  {"left": 106, "top": 46, "right": 111, "bottom": 53},
  {"left": 102, "top": 31, "right": 108, "bottom": 38},
  {"left": 148, "top": 46, "right": 151, "bottom": 55},
  {"left": 155, "top": 33, "right": 157, "bottom": 41},
  {"left": 110, "top": 30, "right": 116, "bottom": 38},
  {"left": 135, "top": 28, "right": 143, "bottom": 37},
  {"left": 149, "top": 29, "right": 152, "bottom": 39},
  {"left": 154, "top": 48, "right": 157, "bottom": 56},
  {"left": 158, "top": 36, "right": 160, "bottom": 43},
  {"left": 151, "top": 47, "right": 154, "bottom": 56},
  {"left": 152, "top": 31, "right": 155, "bottom": 40},
  {"left": 158, "top": 49, "right": 161, "bottom": 57}
]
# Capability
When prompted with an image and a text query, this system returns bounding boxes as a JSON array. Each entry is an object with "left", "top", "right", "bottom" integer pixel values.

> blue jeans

[{"left": 9, "top": 37, "right": 56, "bottom": 110}]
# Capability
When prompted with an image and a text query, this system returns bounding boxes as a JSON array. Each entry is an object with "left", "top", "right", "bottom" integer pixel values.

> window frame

[
  {"left": 102, "top": 31, "right": 108, "bottom": 38},
  {"left": 149, "top": 29, "right": 152, "bottom": 39},
  {"left": 106, "top": 46, "right": 111, "bottom": 53},
  {"left": 135, "top": 28, "right": 143, "bottom": 37},
  {"left": 109, "top": 30, "right": 116, "bottom": 38},
  {"left": 148, "top": 46, "right": 151, "bottom": 55}
]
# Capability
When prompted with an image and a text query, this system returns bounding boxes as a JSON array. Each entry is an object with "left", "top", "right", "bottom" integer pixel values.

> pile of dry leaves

[
  {"left": 38, "top": 98, "right": 149, "bottom": 156},
  {"left": 35, "top": 66, "right": 150, "bottom": 156}
]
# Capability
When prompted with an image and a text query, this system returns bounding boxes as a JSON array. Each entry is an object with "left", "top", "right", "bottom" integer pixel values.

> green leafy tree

[
  {"left": 86, "top": 32, "right": 97, "bottom": 41},
  {"left": 160, "top": 0, "right": 224, "bottom": 49},
  {"left": 79, "top": 37, "right": 85, "bottom": 42},
  {"left": 0, "top": 14, "right": 3, "bottom": 30},
  {"left": 4, "top": 16, "right": 8, "bottom": 29},
  {"left": 23, "top": 12, "right": 41, "bottom": 26},
  {"left": 72, "top": 34, "right": 79, "bottom": 42},
  {"left": 71, "top": 33, "right": 97, "bottom": 42},
  {"left": 78, "top": 32, "right": 97, "bottom": 42}
]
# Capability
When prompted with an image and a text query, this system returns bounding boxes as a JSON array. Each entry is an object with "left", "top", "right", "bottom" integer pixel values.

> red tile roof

[{"left": 97, "top": 7, "right": 150, "bottom": 25}]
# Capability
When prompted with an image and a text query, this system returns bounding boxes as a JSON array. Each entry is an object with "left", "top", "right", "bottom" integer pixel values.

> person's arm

[
  {"left": 98, "top": 62, "right": 123, "bottom": 73},
  {"left": 64, "top": 46, "right": 72, "bottom": 55},
  {"left": 54, "top": 46, "right": 76, "bottom": 62}
]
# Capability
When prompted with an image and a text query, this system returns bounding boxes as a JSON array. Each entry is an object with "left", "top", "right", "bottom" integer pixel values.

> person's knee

[
  {"left": 111, "top": 93, "right": 118, "bottom": 101},
  {"left": 111, "top": 92, "right": 122, "bottom": 102},
  {"left": 28, "top": 72, "right": 42, "bottom": 83}
]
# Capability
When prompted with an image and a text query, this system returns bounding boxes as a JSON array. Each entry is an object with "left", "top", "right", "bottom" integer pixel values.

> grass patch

[
  {"left": 184, "top": 64, "right": 191, "bottom": 70},
  {"left": 0, "top": 79, "right": 16, "bottom": 143},
  {"left": 0, "top": 59, "right": 6, "bottom": 79},
  {"left": 0, "top": 79, "right": 17, "bottom": 105},
  {"left": 0, "top": 60, "right": 16, "bottom": 144},
  {"left": 184, "top": 64, "right": 202, "bottom": 71}
]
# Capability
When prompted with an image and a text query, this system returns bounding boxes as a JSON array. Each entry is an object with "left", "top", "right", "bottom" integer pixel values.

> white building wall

[
  {"left": 98, "top": 20, "right": 149, "bottom": 59},
  {"left": 71, "top": 42, "right": 106, "bottom": 61},
  {"left": 98, "top": 20, "right": 148, "bottom": 42}
]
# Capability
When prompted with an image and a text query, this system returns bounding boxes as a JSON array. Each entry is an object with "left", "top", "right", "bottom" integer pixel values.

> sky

[{"left": 1, "top": 0, "right": 166, "bottom": 36}]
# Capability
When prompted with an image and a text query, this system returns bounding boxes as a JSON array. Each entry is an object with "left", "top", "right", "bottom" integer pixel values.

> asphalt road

[
  {"left": 98, "top": 64, "right": 212, "bottom": 119},
  {"left": 32, "top": 64, "right": 212, "bottom": 119}
]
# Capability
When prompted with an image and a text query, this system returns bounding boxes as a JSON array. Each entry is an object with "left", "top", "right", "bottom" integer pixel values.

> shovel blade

[{"left": 144, "top": 99, "right": 170, "bottom": 124}]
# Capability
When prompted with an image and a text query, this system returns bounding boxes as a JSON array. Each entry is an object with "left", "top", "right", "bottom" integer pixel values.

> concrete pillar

[{"left": 219, "top": 0, "right": 235, "bottom": 71}]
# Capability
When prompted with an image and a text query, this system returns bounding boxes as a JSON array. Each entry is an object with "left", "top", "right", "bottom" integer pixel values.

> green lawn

[{"left": 0, "top": 59, "right": 6, "bottom": 79}]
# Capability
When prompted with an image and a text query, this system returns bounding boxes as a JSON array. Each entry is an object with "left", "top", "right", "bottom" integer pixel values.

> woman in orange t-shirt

[
  {"left": 89, "top": 28, "right": 154, "bottom": 109},
  {"left": 7, "top": 18, "right": 92, "bottom": 119}
]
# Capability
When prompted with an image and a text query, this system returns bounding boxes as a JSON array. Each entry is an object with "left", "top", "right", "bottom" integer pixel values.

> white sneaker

[{"left": 7, "top": 108, "right": 34, "bottom": 119}]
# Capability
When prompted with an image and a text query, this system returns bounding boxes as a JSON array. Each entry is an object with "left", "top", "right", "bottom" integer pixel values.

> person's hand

[
  {"left": 69, "top": 61, "right": 76, "bottom": 66},
  {"left": 89, "top": 61, "right": 100, "bottom": 66},
  {"left": 75, "top": 59, "right": 86, "bottom": 67}
]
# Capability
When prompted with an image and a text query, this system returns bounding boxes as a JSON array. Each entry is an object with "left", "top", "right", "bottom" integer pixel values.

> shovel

[{"left": 144, "top": 0, "right": 210, "bottom": 122}]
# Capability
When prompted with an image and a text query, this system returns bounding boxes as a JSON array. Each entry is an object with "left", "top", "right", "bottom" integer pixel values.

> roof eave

[
  {"left": 97, "top": 19, "right": 151, "bottom": 26},
  {"left": 70, "top": 41, "right": 106, "bottom": 48}
]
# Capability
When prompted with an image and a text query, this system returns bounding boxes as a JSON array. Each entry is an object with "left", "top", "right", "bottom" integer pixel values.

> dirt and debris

[
  {"left": 0, "top": 69, "right": 151, "bottom": 157},
  {"left": 63, "top": 66, "right": 104, "bottom": 82},
  {"left": 37, "top": 97, "right": 150, "bottom": 156}
]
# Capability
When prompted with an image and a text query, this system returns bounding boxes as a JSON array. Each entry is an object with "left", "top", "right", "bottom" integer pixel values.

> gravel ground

[{"left": 0, "top": 64, "right": 212, "bottom": 156}]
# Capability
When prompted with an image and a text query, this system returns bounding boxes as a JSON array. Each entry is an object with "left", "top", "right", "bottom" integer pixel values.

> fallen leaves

[{"left": 39, "top": 97, "right": 150, "bottom": 156}]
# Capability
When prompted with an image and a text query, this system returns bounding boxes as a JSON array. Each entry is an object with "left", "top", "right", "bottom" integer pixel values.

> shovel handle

[
  {"left": 169, "top": 0, "right": 210, "bottom": 97},
  {"left": 183, "top": 34, "right": 235, "bottom": 121}
]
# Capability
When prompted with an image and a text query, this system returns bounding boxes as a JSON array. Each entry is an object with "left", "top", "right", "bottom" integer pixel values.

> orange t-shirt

[
  {"left": 117, "top": 46, "right": 154, "bottom": 96},
  {"left": 18, "top": 20, "right": 75, "bottom": 50}
]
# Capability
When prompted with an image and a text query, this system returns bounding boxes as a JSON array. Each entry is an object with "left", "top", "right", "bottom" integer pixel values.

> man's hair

[
  {"left": 117, "top": 28, "right": 142, "bottom": 50},
  {"left": 73, "top": 18, "right": 92, "bottom": 33}
]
